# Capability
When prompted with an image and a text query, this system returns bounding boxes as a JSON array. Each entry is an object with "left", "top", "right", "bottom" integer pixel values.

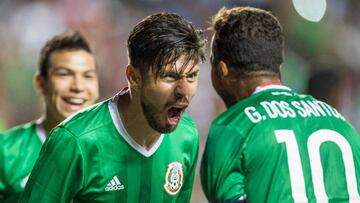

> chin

[
  {"left": 59, "top": 111, "right": 76, "bottom": 119},
  {"left": 151, "top": 122, "right": 178, "bottom": 134}
]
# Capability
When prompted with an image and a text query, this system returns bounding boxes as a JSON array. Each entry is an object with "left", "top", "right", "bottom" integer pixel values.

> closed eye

[
  {"left": 83, "top": 71, "right": 97, "bottom": 79},
  {"left": 54, "top": 70, "right": 72, "bottom": 77}
]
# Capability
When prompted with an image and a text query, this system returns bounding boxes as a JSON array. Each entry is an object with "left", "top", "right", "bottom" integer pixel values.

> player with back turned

[{"left": 200, "top": 6, "right": 360, "bottom": 203}]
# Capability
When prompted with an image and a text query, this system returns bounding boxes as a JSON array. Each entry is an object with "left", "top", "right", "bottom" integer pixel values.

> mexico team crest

[{"left": 164, "top": 162, "right": 183, "bottom": 195}]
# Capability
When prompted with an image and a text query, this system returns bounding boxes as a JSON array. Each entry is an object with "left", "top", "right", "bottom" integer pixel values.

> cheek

[
  {"left": 189, "top": 82, "right": 198, "bottom": 98},
  {"left": 211, "top": 72, "right": 222, "bottom": 91},
  {"left": 150, "top": 82, "right": 174, "bottom": 97},
  {"left": 142, "top": 83, "right": 173, "bottom": 106},
  {"left": 87, "top": 81, "right": 100, "bottom": 97},
  {"left": 50, "top": 79, "right": 71, "bottom": 94}
]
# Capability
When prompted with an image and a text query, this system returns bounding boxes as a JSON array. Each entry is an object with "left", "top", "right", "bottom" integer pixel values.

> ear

[
  {"left": 218, "top": 61, "right": 229, "bottom": 78},
  {"left": 34, "top": 74, "right": 46, "bottom": 95},
  {"left": 126, "top": 64, "right": 141, "bottom": 88}
]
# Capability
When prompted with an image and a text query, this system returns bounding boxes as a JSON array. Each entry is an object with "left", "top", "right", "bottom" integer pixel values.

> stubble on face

[{"left": 139, "top": 57, "right": 198, "bottom": 134}]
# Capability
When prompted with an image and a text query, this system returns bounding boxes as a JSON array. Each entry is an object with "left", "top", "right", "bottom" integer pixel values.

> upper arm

[
  {"left": 200, "top": 124, "right": 246, "bottom": 202},
  {"left": 19, "top": 128, "right": 84, "bottom": 203}
]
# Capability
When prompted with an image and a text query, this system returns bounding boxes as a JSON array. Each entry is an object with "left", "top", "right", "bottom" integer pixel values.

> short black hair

[
  {"left": 211, "top": 7, "right": 284, "bottom": 76},
  {"left": 127, "top": 12, "right": 206, "bottom": 78},
  {"left": 307, "top": 70, "right": 341, "bottom": 102},
  {"left": 38, "top": 30, "right": 92, "bottom": 78}
]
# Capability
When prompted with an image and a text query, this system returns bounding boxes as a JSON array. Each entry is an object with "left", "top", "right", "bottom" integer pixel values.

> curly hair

[
  {"left": 127, "top": 12, "right": 206, "bottom": 78},
  {"left": 211, "top": 7, "right": 284, "bottom": 76},
  {"left": 38, "top": 31, "right": 92, "bottom": 78}
]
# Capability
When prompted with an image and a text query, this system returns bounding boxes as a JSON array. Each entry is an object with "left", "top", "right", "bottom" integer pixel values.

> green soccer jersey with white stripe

[
  {"left": 0, "top": 121, "right": 46, "bottom": 203},
  {"left": 20, "top": 93, "right": 199, "bottom": 203},
  {"left": 200, "top": 85, "right": 360, "bottom": 203}
]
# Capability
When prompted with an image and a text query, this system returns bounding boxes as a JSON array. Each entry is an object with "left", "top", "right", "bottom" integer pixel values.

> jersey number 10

[{"left": 275, "top": 129, "right": 360, "bottom": 203}]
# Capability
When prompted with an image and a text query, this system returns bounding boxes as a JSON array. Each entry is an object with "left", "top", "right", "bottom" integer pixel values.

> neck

[
  {"left": 245, "top": 77, "right": 282, "bottom": 95},
  {"left": 227, "top": 75, "right": 281, "bottom": 107},
  {"left": 117, "top": 92, "right": 161, "bottom": 150},
  {"left": 40, "top": 113, "right": 62, "bottom": 135}
]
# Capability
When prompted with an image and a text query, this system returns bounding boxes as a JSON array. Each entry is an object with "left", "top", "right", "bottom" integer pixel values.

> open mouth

[{"left": 167, "top": 106, "right": 185, "bottom": 125}]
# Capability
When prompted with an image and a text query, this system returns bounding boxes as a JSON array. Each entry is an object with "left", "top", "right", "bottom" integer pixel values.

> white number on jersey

[{"left": 275, "top": 129, "right": 360, "bottom": 203}]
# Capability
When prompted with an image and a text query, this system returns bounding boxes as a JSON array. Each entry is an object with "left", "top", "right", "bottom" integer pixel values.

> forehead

[
  {"left": 49, "top": 50, "right": 96, "bottom": 71},
  {"left": 160, "top": 55, "right": 199, "bottom": 74}
]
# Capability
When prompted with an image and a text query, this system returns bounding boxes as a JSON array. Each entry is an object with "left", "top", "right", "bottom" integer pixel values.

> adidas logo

[{"left": 105, "top": 176, "right": 125, "bottom": 191}]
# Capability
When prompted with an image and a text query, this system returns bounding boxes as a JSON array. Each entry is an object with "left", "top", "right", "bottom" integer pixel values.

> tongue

[
  {"left": 167, "top": 108, "right": 181, "bottom": 125},
  {"left": 168, "top": 115, "right": 181, "bottom": 125}
]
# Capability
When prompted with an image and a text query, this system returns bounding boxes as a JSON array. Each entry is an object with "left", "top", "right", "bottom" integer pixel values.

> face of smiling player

[
  {"left": 37, "top": 49, "right": 99, "bottom": 123},
  {"left": 139, "top": 56, "right": 199, "bottom": 133}
]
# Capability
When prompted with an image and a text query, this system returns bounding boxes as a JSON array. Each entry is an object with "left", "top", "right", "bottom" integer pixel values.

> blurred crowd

[{"left": 1, "top": 0, "right": 360, "bottom": 202}]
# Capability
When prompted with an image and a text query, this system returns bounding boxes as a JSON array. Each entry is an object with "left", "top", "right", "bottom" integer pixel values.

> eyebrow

[
  {"left": 187, "top": 69, "right": 199, "bottom": 75},
  {"left": 52, "top": 66, "right": 97, "bottom": 72}
]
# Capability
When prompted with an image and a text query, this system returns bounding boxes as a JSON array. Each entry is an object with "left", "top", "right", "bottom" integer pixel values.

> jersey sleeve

[
  {"left": 200, "top": 124, "right": 246, "bottom": 202},
  {"left": 176, "top": 126, "right": 199, "bottom": 203},
  {"left": 19, "top": 127, "right": 84, "bottom": 203}
]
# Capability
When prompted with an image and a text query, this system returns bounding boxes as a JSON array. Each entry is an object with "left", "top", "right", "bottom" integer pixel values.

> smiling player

[
  {"left": 0, "top": 31, "right": 99, "bottom": 202},
  {"left": 20, "top": 12, "right": 205, "bottom": 203}
]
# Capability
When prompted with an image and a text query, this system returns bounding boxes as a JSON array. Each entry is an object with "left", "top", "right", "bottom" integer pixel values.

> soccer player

[
  {"left": 200, "top": 6, "right": 360, "bottom": 203},
  {"left": 20, "top": 12, "right": 205, "bottom": 203},
  {"left": 0, "top": 31, "right": 99, "bottom": 203}
]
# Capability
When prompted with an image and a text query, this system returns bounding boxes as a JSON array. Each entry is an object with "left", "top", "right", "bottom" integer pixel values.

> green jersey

[
  {"left": 20, "top": 93, "right": 199, "bottom": 203},
  {"left": 0, "top": 121, "right": 46, "bottom": 203},
  {"left": 200, "top": 85, "right": 360, "bottom": 203}
]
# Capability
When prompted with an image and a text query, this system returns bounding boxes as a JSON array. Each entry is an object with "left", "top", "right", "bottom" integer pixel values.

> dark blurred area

[{"left": 1, "top": 0, "right": 360, "bottom": 202}]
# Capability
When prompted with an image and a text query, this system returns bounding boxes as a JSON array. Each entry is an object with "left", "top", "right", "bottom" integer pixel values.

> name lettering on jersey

[
  {"left": 105, "top": 176, "right": 125, "bottom": 191},
  {"left": 245, "top": 99, "right": 345, "bottom": 123},
  {"left": 164, "top": 162, "right": 183, "bottom": 195}
]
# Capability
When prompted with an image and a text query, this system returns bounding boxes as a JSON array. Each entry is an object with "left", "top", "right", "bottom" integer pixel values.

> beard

[{"left": 140, "top": 94, "right": 178, "bottom": 133}]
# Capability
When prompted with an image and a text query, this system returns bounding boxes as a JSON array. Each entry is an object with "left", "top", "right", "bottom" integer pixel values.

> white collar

[
  {"left": 108, "top": 91, "right": 164, "bottom": 157},
  {"left": 252, "top": 84, "right": 291, "bottom": 95},
  {"left": 35, "top": 116, "right": 46, "bottom": 144}
]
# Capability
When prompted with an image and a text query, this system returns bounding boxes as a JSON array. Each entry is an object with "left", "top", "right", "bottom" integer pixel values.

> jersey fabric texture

[
  {"left": 0, "top": 121, "right": 45, "bottom": 203},
  {"left": 20, "top": 93, "right": 199, "bottom": 203},
  {"left": 200, "top": 85, "right": 360, "bottom": 203}
]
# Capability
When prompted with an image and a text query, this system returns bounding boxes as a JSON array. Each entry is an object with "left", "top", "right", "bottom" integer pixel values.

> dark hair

[
  {"left": 127, "top": 12, "right": 206, "bottom": 77},
  {"left": 211, "top": 7, "right": 284, "bottom": 75},
  {"left": 38, "top": 31, "right": 92, "bottom": 78},
  {"left": 307, "top": 69, "right": 341, "bottom": 102}
]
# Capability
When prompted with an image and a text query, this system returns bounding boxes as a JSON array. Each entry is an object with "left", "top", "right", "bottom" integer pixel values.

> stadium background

[{"left": 0, "top": 0, "right": 359, "bottom": 202}]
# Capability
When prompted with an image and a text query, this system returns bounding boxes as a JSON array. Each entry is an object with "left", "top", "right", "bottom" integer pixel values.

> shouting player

[
  {"left": 20, "top": 12, "right": 205, "bottom": 203},
  {"left": 0, "top": 31, "right": 99, "bottom": 202},
  {"left": 200, "top": 6, "right": 360, "bottom": 202}
]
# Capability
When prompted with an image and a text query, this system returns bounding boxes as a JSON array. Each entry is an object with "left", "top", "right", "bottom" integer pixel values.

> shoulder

[
  {"left": 58, "top": 100, "right": 113, "bottom": 137},
  {"left": 1, "top": 121, "right": 36, "bottom": 143},
  {"left": 179, "top": 113, "right": 197, "bottom": 129},
  {"left": 2, "top": 122, "right": 36, "bottom": 136},
  {"left": 178, "top": 113, "right": 198, "bottom": 136},
  {"left": 169, "top": 113, "right": 199, "bottom": 145}
]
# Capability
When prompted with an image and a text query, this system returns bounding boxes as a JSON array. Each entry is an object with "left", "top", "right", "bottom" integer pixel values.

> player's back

[{"left": 201, "top": 86, "right": 360, "bottom": 203}]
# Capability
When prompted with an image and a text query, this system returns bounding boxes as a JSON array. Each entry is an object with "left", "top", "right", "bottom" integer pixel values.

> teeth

[{"left": 65, "top": 98, "right": 86, "bottom": 105}]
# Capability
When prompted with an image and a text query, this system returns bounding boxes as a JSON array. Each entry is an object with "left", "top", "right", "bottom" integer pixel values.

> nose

[
  {"left": 70, "top": 75, "right": 85, "bottom": 93},
  {"left": 174, "top": 78, "right": 191, "bottom": 99}
]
